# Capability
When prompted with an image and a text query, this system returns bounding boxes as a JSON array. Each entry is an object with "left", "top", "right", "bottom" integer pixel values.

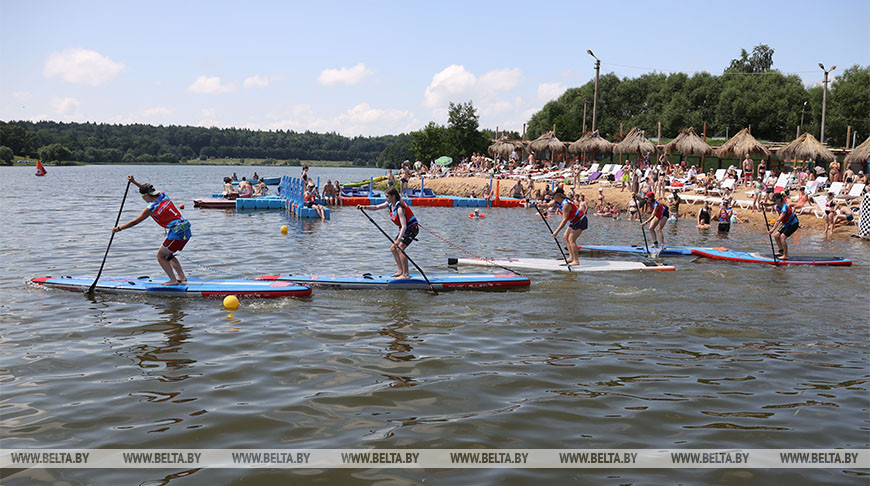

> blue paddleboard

[
  {"left": 690, "top": 249, "right": 852, "bottom": 266},
  {"left": 577, "top": 244, "right": 721, "bottom": 256},
  {"left": 31, "top": 276, "right": 312, "bottom": 298},
  {"left": 256, "top": 273, "right": 530, "bottom": 290}
]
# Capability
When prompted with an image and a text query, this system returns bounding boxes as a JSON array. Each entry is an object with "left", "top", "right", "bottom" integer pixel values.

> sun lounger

[
  {"left": 836, "top": 183, "right": 864, "bottom": 202},
  {"left": 773, "top": 173, "right": 791, "bottom": 193},
  {"left": 826, "top": 181, "right": 844, "bottom": 197},
  {"left": 812, "top": 195, "right": 829, "bottom": 219},
  {"left": 733, "top": 198, "right": 754, "bottom": 209},
  {"left": 588, "top": 163, "right": 600, "bottom": 173},
  {"left": 715, "top": 169, "right": 726, "bottom": 182}
]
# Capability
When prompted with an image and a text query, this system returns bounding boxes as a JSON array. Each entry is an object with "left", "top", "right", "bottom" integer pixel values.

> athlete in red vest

[
  {"left": 357, "top": 188, "right": 419, "bottom": 279},
  {"left": 549, "top": 188, "right": 587, "bottom": 266},
  {"left": 113, "top": 175, "right": 191, "bottom": 285}
]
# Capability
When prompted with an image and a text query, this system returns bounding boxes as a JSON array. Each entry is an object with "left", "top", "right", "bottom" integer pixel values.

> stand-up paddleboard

[
  {"left": 256, "top": 273, "right": 530, "bottom": 290},
  {"left": 447, "top": 257, "right": 675, "bottom": 273},
  {"left": 690, "top": 249, "right": 852, "bottom": 266},
  {"left": 31, "top": 276, "right": 312, "bottom": 298},
  {"left": 578, "top": 244, "right": 724, "bottom": 256}
]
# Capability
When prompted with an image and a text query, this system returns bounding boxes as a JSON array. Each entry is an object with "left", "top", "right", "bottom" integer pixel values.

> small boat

[
  {"left": 448, "top": 257, "right": 675, "bottom": 273},
  {"left": 193, "top": 198, "right": 235, "bottom": 209},
  {"left": 31, "top": 276, "right": 312, "bottom": 298}
]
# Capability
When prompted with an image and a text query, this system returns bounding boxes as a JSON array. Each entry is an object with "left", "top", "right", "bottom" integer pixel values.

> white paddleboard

[{"left": 449, "top": 257, "right": 675, "bottom": 273}]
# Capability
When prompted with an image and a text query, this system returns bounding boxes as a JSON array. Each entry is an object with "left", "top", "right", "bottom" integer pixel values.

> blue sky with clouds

[{"left": 1, "top": 0, "right": 867, "bottom": 136}]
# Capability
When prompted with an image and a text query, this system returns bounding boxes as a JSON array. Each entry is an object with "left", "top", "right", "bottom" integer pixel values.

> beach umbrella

[
  {"left": 487, "top": 136, "right": 523, "bottom": 159},
  {"left": 568, "top": 130, "right": 613, "bottom": 154},
  {"left": 613, "top": 127, "right": 657, "bottom": 156},
  {"left": 776, "top": 132, "right": 834, "bottom": 164},
  {"left": 844, "top": 135, "right": 870, "bottom": 168},
  {"left": 665, "top": 127, "right": 712, "bottom": 157},
  {"left": 714, "top": 128, "right": 770, "bottom": 159},
  {"left": 434, "top": 156, "right": 453, "bottom": 166},
  {"left": 528, "top": 131, "right": 565, "bottom": 156}
]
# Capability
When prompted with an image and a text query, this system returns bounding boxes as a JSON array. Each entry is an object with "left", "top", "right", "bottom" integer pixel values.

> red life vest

[
  {"left": 148, "top": 193, "right": 183, "bottom": 228},
  {"left": 560, "top": 199, "right": 585, "bottom": 224},
  {"left": 389, "top": 201, "right": 417, "bottom": 227}
]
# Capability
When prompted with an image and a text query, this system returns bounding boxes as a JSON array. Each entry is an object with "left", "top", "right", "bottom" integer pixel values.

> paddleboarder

[
  {"left": 641, "top": 191, "right": 669, "bottom": 249},
  {"left": 769, "top": 192, "right": 799, "bottom": 260},
  {"left": 113, "top": 175, "right": 191, "bottom": 285},
  {"left": 548, "top": 188, "right": 587, "bottom": 266},
  {"left": 357, "top": 188, "right": 418, "bottom": 279}
]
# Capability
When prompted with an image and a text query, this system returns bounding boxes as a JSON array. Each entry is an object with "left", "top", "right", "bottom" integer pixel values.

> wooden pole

[
  {"left": 657, "top": 121, "right": 661, "bottom": 143},
  {"left": 522, "top": 123, "right": 527, "bottom": 162},
  {"left": 702, "top": 122, "right": 707, "bottom": 171},
  {"left": 846, "top": 125, "right": 852, "bottom": 149}
]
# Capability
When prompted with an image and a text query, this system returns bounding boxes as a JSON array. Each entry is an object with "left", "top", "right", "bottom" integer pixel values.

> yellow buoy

[
  {"left": 223, "top": 295, "right": 239, "bottom": 310},
  {"left": 280, "top": 225, "right": 288, "bottom": 235}
]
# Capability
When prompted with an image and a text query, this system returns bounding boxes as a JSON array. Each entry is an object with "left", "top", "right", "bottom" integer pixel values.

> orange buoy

[
  {"left": 35, "top": 160, "right": 47, "bottom": 176},
  {"left": 179, "top": 204, "right": 185, "bottom": 209}
]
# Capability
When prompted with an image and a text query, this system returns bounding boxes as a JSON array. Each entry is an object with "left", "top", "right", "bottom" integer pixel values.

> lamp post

[
  {"left": 587, "top": 50, "right": 600, "bottom": 132},
  {"left": 798, "top": 101, "right": 807, "bottom": 137},
  {"left": 819, "top": 63, "right": 836, "bottom": 144},
  {"left": 582, "top": 98, "right": 588, "bottom": 133}
]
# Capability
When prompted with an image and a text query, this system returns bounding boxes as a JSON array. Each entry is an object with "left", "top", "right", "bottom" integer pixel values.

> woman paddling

[
  {"left": 641, "top": 191, "right": 669, "bottom": 248},
  {"left": 357, "top": 188, "right": 419, "bottom": 279},
  {"left": 113, "top": 175, "right": 191, "bottom": 285},
  {"left": 548, "top": 188, "right": 588, "bottom": 266},
  {"left": 769, "top": 192, "right": 799, "bottom": 259}
]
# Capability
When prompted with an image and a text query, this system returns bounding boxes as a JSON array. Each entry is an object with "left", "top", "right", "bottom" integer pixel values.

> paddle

[
  {"left": 760, "top": 202, "right": 779, "bottom": 265},
  {"left": 89, "top": 180, "right": 132, "bottom": 294},
  {"left": 359, "top": 208, "right": 438, "bottom": 295},
  {"left": 532, "top": 203, "right": 572, "bottom": 271},
  {"left": 632, "top": 193, "right": 652, "bottom": 258}
]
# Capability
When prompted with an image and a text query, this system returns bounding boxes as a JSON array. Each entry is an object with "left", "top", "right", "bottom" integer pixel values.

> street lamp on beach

[
  {"left": 819, "top": 63, "right": 836, "bottom": 144},
  {"left": 588, "top": 50, "right": 600, "bottom": 132},
  {"left": 582, "top": 98, "right": 588, "bottom": 133},
  {"left": 798, "top": 101, "right": 807, "bottom": 137}
]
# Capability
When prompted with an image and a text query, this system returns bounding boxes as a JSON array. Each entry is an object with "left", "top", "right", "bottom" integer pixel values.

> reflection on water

[{"left": 0, "top": 165, "right": 867, "bottom": 484}]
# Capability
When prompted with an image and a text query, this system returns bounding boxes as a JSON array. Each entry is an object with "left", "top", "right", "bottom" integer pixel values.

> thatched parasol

[
  {"left": 844, "top": 135, "right": 870, "bottom": 166},
  {"left": 613, "top": 127, "right": 657, "bottom": 155},
  {"left": 569, "top": 130, "right": 613, "bottom": 154},
  {"left": 665, "top": 127, "right": 712, "bottom": 156},
  {"left": 714, "top": 128, "right": 770, "bottom": 158},
  {"left": 488, "top": 136, "right": 523, "bottom": 159},
  {"left": 776, "top": 132, "right": 834, "bottom": 163},
  {"left": 528, "top": 131, "right": 565, "bottom": 155}
]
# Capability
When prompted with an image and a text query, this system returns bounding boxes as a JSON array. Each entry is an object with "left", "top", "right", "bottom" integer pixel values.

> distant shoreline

[{"left": 10, "top": 158, "right": 376, "bottom": 168}]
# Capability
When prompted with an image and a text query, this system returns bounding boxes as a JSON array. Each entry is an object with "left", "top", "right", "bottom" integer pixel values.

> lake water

[{"left": 1, "top": 165, "right": 868, "bottom": 484}]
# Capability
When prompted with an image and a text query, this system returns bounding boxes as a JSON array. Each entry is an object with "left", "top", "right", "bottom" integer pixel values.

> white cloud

[
  {"left": 537, "top": 82, "right": 567, "bottom": 102},
  {"left": 44, "top": 48, "right": 124, "bottom": 86},
  {"left": 317, "top": 62, "right": 374, "bottom": 86},
  {"left": 188, "top": 76, "right": 236, "bottom": 94},
  {"left": 423, "top": 65, "right": 478, "bottom": 108},
  {"left": 201, "top": 108, "right": 216, "bottom": 118},
  {"left": 52, "top": 97, "right": 80, "bottom": 115},
  {"left": 243, "top": 74, "right": 270, "bottom": 88},
  {"left": 423, "top": 65, "right": 525, "bottom": 118},
  {"left": 260, "top": 103, "right": 417, "bottom": 137},
  {"left": 12, "top": 91, "right": 32, "bottom": 100},
  {"left": 478, "top": 68, "right": 522, "bottom": 92}
]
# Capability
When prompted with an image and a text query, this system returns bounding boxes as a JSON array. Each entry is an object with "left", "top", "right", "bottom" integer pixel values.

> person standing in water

[
  {"left": 641, "top": 191, "right": 669, "bottom": 248},
  {"left": 769, "top": 192, "right": 799, "bottom": 259},
  {"left": 357, "top": 188, "right": 419, "bottom": 279},
  {"left": 113, "top": 175, "right": 191, "bottom": 285},
  {"left": 548, "top": 187, "right": 588, "bottom": 266}
]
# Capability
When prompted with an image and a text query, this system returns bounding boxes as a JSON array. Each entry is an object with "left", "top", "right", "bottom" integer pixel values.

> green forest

[{"left": 1, "top": 46, "right": 867, "bottom": 169}]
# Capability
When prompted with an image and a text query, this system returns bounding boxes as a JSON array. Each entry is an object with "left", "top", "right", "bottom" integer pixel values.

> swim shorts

[
  {"left": 569, "top": 215, "right": 588, "bottom": 231},
  {"left": 162, "top": 237, "right": 188, "bottom": 252},
  {"left": 778, "top": 221, "right": 799, "bottom": 237},
  {"left": 397, "top": 225, "right": 419, "bottom": 246}
]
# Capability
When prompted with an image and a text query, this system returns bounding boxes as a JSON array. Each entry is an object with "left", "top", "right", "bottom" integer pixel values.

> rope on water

[{"left": 417, "top": 223, "right": 525, "bottom": 276}]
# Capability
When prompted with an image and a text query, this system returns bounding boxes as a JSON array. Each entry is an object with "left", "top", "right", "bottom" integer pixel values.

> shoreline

[{"left": 389, "top": 176, "right": 861, "bottom": 239}]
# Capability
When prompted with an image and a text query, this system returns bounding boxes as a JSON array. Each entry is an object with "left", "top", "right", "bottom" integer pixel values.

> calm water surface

[{"left": 1, "top": 165, "right": 868, "bottom": 484}]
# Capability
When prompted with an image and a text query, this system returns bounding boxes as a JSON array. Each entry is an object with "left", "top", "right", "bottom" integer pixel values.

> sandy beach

[{"left": 391, "top": 176, "right": 860, "bottom": 237}]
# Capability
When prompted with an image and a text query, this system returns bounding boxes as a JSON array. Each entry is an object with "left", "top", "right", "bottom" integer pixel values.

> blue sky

[{"left": 1, "top": 0, "right": 867, "bottom": 136}]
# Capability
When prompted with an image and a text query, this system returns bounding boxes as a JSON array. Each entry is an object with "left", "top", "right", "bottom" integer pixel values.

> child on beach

[{"left": 112, "top": 175, "right": 191, "bottom": 285}]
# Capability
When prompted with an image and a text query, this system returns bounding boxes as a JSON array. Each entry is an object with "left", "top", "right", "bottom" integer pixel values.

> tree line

[
  {"left": 527, "top": 45, "right": 869, "bottom": 148},
  {"left": 0, "top": 121, "right": 399, "bottom": 166}
]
